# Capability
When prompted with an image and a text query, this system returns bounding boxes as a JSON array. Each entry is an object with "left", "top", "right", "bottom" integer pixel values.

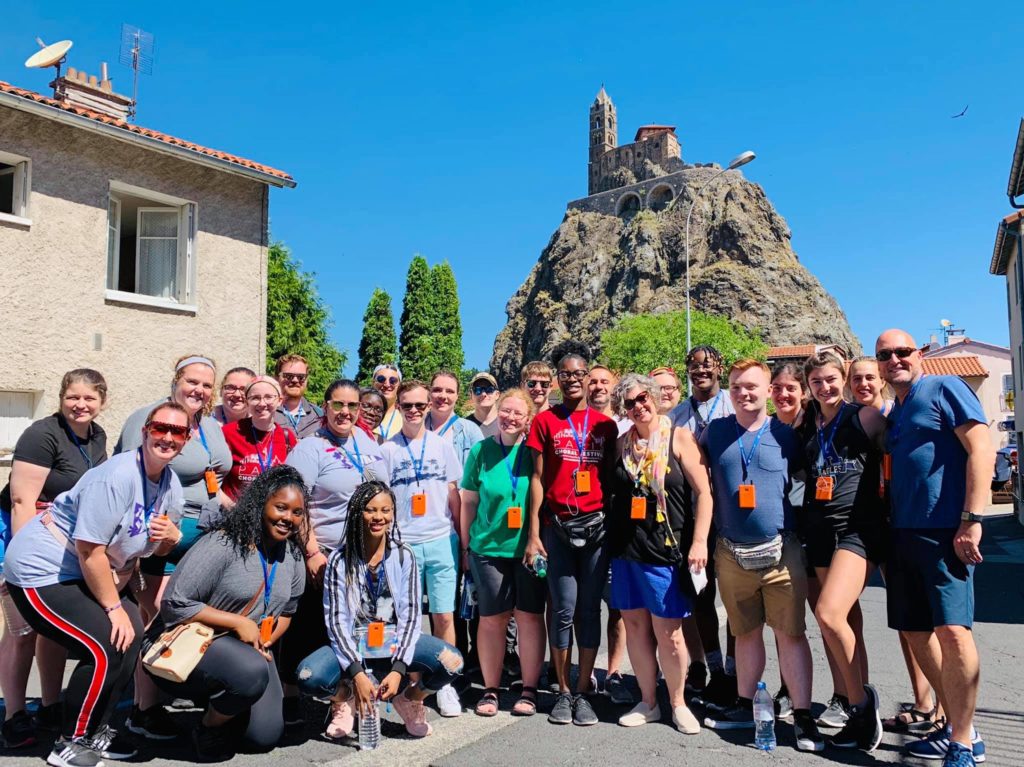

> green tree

[
  {"left": 430, "top": 261, "right": 464, "bottom": 374},
  {"left": 599, "top": 309, "right": 767, "bottom": 374},
  {"left": 356, "top": 288, "right": 398, "bottom": 385},
  {"left": 266, "top": 241, "right": 346, "bottom": 400},
  {"left": 399, "top": 254, "right": 436, "bottom": 380}
]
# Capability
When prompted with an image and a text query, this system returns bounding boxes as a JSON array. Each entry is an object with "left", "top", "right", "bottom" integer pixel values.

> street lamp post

[{"left": 682, "top": 151, "right": 756, "bottom": 390}]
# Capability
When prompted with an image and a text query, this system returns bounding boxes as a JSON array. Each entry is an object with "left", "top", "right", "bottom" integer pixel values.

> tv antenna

[
  {"left": 118, "top": 23, "right": 154, "bottom": 121},
  {"left": 24, "top": 38, "right": 74, "bottom": 95}
]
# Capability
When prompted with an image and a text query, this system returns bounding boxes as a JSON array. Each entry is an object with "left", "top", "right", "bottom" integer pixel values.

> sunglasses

[
  {"left": 280, "top": 373, "right": 308, "bottom": 383},
  {"left": 147, "top": 421, "right": 190, "bottom": 440},
  {"left": 876, "top": 347, "right": 916, "bottom": 362},
  {"left": 376, "top": 375, "right": 400, "bottom": 386},
  {"left": 624, "top": 391, "right": 652, "bottom": 411},
  {"left": 399, "top": 402, "right": 429, "bottom": 412},
  {"left": 525, "top": 379, "right": 551, "bottom": 389},
  {"left": 327, "top": 401, "right": 360, "bottom": 413},
  {"left": 557, "top": 369, "right": 589, "bottom": 381},
  {"left": 473, "top": 385, "right": 497, "bottom": 396}
]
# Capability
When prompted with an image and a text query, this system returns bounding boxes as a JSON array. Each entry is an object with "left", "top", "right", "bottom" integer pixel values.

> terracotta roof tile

[
  {"left": 0, "top": 80, "right": 293, "bottom": 185},
  {"left": 767, "top": 344, "right": 817, "bottom": 359},
  {"left": 921, "top": 355, "right": 988, "bottom": 378}
]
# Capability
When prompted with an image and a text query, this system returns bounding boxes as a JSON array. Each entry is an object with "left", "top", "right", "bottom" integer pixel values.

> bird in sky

[{"left": 951, "top": 105, "right": 969, "bottom": 119}]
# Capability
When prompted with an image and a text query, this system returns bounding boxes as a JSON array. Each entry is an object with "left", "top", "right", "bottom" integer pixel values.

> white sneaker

[
  {"left": 618, "top": 702, "right": 661, "bottom": 727},
  {"left": 436, "top": 684, "right": 462, "bottom": 717}
]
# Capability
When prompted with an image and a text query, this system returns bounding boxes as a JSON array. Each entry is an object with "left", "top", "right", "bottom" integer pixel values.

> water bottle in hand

[
  {"left": 531, "top": 553, "right": 548, "bottom": 578},
  {"left": 358, "top": 671, "right": 381, "bottom": 751},
  {"left": 753, "top": 681, "right": 776, "bottom": 751},
  {"left": 459, "top": 571, "right": 478, "bottom": 620}
]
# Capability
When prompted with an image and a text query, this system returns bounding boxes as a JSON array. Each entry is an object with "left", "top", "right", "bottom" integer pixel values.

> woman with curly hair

[
  {"left": 296, "top": 481, "right": 464, "bottom": 740},
  {"left": 147, "top": 465, "right": 308, "bottom": 761}
]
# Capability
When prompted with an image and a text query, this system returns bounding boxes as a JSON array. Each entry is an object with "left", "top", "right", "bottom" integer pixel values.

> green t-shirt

[{"left": 461, "top": 436, "right": 533, "bottom": 558}]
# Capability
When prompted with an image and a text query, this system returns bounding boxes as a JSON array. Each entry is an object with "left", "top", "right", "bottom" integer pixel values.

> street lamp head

[{"left": 727, "top": 150, "right": 756, "bottom": 170}]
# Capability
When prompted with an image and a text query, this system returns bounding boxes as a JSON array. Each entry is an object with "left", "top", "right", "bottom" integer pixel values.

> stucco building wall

[{"left": 0, "top": 107, "right": 268, "bottom": 484}]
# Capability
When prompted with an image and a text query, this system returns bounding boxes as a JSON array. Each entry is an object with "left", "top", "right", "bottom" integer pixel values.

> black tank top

[
  {"left": 800, "top": 402, "right": 885, "bottom": 524},
  {"left": 609, "top": 427, "right": 692, "bottom": 565}
]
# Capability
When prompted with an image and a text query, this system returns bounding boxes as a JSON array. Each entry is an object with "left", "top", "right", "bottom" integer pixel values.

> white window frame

[
  {"left": 104, "top": 181, "right": 198, "bottom": 313},
  {"left": 0, "top": 389, "right": 40, "bottom": 465},
  {"left": 0, "top": 149, "right": 32, "bottom": 227}
]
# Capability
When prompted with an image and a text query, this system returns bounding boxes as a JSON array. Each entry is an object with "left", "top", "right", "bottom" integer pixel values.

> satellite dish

[
  {"left": 940, "top": 319, "right": 952, "bottom": 327},
  {"left": 24, "top": 39, "right": 73, "bottom": 69}
]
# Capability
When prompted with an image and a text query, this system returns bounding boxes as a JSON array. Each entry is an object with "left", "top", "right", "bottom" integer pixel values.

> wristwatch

[{"left": 960, "top": 512, "right": 984, "bottom": 523}]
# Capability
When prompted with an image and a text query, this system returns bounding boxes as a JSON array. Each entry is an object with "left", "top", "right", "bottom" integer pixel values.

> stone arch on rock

[
  {"left": 616, "top": 192, "right": 643, "bottom": 216},
  {"left": 647, "top": 183, "right": 675, "bottom": 212}
]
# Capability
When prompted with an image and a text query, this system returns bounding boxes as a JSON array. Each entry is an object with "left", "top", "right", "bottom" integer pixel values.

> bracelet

[{"left": 103, "top": 601, "right": 123, "bottom": 615}]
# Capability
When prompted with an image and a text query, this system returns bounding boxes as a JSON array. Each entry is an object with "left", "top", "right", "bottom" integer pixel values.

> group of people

[{"left": 0, "top": 329, "right": 992, "bottom": 767}]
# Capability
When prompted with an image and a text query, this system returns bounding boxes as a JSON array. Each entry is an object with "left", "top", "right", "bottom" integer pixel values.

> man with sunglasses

[
  {"left": 379, "top": 380, "right": 465, "bottom": 717},
  {"left": 875, "top": 329, "right": 993, "bottom": 767},
  {"left": 467, "top": 373, "right": 501, "bottom": 439},
  {"left": 273, "top": 354, "right": 324, "bottom": 440},
  {"left": 520, "top": 361, "right": 554, "bottom": 415}
]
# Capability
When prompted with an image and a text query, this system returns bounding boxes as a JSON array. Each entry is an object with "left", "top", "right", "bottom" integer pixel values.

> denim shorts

[
  {"left": 609, "top": 557, "right": 692, "bottom": 619},
  {"left": 408, "top": 533, "right": 459, "bottom": 614},
  {"left": 886, "top": 527, "right": 974, "bottom": 631}
]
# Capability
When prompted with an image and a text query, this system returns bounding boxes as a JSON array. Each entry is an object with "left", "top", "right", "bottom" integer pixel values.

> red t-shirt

[
  {"left": 526, "top": 405, "right": 617, "bottom": 517},
  {"left": 221, "top": 418, "right": 296, "bottom": 501}
]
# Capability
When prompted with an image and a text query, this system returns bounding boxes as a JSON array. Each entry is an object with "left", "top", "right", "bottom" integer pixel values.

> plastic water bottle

[
  {"left": 531, "top": 554, "right": 548, "bottom": 578},
  {"left": 753, "top": 681, "right": 776, "bottom": 751},
  {"left": 358, "top": 671, "right": 381, "bottom": 751},
  {"left": 459, "top": 571, "right": 478, "bottom": 620}
]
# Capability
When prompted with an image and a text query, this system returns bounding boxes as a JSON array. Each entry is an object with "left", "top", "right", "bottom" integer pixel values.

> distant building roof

[
  {"left": 767, "top": 343, "right": 848, "bottom": 361},
  {"left": 0, "top": 80, "right": 294, "bottom": 188},
  {"left": 595, "top": 86, "right": 611, "bottom": 105},
  {"left": 1008, "top": 118, "right": 1024, "bottom": 200},
  {"left": 921, "top": 356, "right": 988, "bottom": 378},
  {"left": 991, "top": 209, "right": 1024, "bottom": 276},
  {"left": 634, "top": 125, "right": 676, "bottom": 141}
]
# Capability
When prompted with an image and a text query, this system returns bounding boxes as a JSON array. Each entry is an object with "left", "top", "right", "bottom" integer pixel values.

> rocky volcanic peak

[{"left": 491, "top": 167, "right": 860, "bottom": 383}]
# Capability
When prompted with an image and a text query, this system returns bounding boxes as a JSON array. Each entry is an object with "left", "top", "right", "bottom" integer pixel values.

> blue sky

[{"left": 3, "top": 2, "right": 1020, "bottom": 372}]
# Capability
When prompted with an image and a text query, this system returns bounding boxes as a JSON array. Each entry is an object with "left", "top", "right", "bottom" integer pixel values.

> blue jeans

[{"left": 296, "top": 634, "right": 464, "bottom": 698}]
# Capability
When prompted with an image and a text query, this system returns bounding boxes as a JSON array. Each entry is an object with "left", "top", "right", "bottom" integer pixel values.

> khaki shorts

[{"left": 715, "top": 536, "right": 808, "bottom": 637}]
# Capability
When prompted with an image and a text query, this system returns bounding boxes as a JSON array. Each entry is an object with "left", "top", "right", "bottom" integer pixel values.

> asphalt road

[{"left": 3, "top": 510, "right": 1023, "bottom": 767}]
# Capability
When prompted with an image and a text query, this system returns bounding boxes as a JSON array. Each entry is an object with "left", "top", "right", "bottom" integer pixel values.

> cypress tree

[
  {"left": 430, "top": 261, "right": 464, "bottom": 374},
  {"left": 398, "top": 254, "right": 436, "bottom": 380},
  {"left": 356, "top": 288, "right": 398, "bottom": 385}
]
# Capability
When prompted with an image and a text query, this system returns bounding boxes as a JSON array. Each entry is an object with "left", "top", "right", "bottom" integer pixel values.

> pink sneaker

[
  {"left": 391, "top": 691, "right": 433, "bottom": 737},
  {"left": 325, "top": 699, "right": 354, "bottom": 739}
]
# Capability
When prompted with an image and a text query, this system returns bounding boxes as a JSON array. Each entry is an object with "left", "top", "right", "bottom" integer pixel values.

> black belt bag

[{"left": 551, "top": 511, "right": 606, "bottom": 549}]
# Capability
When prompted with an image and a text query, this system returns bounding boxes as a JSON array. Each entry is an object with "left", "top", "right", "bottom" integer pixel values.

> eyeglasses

[
  {"left": 473, "top": 385, "right": 497, "bottom": 396},
  {"left": 247, "top": 394, "right": 278, "bottom": 404},
  {"left": 399, "top": 402, "right": 429, "bottom": 412},
  {"left": 876, "top": 347, "right": 916, "bottom": 362},
  {"left": 327, "top": 401, "right": 360, "bottom": 413},
  {"left": 498, "top": 407, "right": 527, "bottom": 421},
  {"left": 222, "top": 384, "right": 247, "bottom": 394},
  {"left": 360, "top": 403, "right": 384, "bottom": 414},
  {"left": 557, "top": 370, "right": 589, "bottom": 381},
  {"left": 376, "top": 375, "right": 400, "bottom": 386},
  {"left": 623, "top": 392, "right": 652, "bottom": 410},
  {"left": 659, "top": 385, "right": 680, "bottom": 394},
  {"left": 147, "top": 421, "right": 190, "bottom": 439},
  {"left": 525, "top": 379, "right": 551, "bottom": 389},
  {"left": 280, "top": 373, "right": 308, "bottom": 383}
]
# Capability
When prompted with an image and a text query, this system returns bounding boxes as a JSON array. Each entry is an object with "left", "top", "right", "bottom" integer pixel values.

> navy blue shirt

[
  {"left": 885, "top": 375, "right": 986, "bottom": 529},
  {"left": 700, "top": 415, "right": 801, "bottom": 543}
]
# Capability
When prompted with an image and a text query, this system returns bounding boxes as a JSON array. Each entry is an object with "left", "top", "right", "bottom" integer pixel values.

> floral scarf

[{"left": 622, "top": 414, "right": 673, "bottom": 524}]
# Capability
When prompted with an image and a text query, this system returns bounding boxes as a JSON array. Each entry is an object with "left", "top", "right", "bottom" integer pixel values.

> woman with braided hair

[{"left": 297, "top": 481, "right": 464, "bottom": 739}]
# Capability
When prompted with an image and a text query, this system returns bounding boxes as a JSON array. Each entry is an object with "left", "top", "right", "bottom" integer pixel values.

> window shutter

[{"left": 182, "top": 202, "right": 196, "bottom": 303}]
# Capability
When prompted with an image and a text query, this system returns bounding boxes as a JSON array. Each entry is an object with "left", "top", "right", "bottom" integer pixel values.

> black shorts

[
  {"left": 468, "top": 551, "right": 546, "bottom": 617},
  {"left": 803, "top": 511, "right": 887, "bottom": 569}
]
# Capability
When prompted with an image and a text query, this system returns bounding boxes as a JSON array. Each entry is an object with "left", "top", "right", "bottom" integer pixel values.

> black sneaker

[
  {"left": 89, "top": 726, "right": 137, "bottom": 761},
  {"left": 126, "top": 704, "right": 178, "bottom": 740},
  {"left": 701, "top": 670, "right": 738, "bottom": 708},
  {"left": 282, "top": 696, "right": 303, "bottom": 727},
  {"left": 192, "top": 723, "right": 234, "bottom": 763},
  {"left": 862, "top": 684, "right": 882, "bottom": 752},
  {"left": 548, "top": 692, "right": 574, "bottom": 725},
  {"left": 3, "top": 709, "right": 37, "bottom": 748},
  {"left": 684, "top": 661, "right": 708, "bottom": 698},
  {"left": 35, "top": 702, "right": 64, "bottom": 732},
  {"left": 703, "top": 699, "right": 755, "bottom": 730},
  {"left": 47, "top": 737, "right": 105, "bottom": 767},
  {"left": 831, "top": 688, "right": 882, "bottom": 752},
  {"left": 572, "top": 694, "right": 599, "bottom": 726},
  {"left": 793, "top": 711, "right": 825, "bottom": 752}
]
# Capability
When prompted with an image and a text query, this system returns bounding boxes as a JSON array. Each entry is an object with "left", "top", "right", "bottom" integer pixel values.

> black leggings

[
  {"left": 8, "top": 582, "right": 143, "bottom": 740},
  {"left": 146, "top": 635, "right": 283, "bottom": 751}
]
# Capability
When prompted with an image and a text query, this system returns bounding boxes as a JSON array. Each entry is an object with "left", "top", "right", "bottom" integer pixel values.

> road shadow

[{"left": 975, "top": 516, "right": 1024, "bottom": 624}]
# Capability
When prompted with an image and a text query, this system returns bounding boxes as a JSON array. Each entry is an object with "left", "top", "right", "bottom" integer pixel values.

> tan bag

[{"left": 142, "top": 585, "right": 265, "bottom": 683}]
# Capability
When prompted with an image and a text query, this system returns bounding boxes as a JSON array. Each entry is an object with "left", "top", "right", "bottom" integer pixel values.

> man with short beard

[{"left": 273, "top": 354, "right": 323, "bottom": 439}]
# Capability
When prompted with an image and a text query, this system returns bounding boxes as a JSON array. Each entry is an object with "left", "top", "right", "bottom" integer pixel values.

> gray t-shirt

[
  {"left": 4, "top": 450, "right": 184, "bottom": 588},
  {"left": 285, "top": 429, "right": 387, "bottom": 550},
  {"left": 380, "top": 430, "right": 463, "bottom": 544},
  {"left": 160, "top": 530, "right": 305, "bottom": 627},
  {"left": 672, "top": 391, "right": 735, "bottom": 437},
  {"left": 116, "top": 399, "right": 231, "bottom": 509}
]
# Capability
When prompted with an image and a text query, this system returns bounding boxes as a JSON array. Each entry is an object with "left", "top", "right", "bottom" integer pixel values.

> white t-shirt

[
  {"left": 671, "top": 391, "right": 735, "bottom": 437},
  {"left": 4, "top": 450, "right": 184, "bottom": 588},
  {"left": 380, "top": 430, "right": 462, "bottom": 544}
]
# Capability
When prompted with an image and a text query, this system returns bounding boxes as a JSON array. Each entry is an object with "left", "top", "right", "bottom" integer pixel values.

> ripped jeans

[{"left": 296, "top": 634, "right": 463, "bottom": 698}]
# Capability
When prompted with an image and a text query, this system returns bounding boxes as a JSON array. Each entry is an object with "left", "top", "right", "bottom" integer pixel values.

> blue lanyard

[
  {"left": 691, "top": 391, "right": 723, "bottom": 436},
  {"left": 381, "top": 409, "right": 399, "bottom": 437},
  {"left": 816, "top": 403, "right": 845, "bottom": 467},
  {"left": 281, "top": 404, "right": 303, "bottom": 432},
  {"left": 497, "top": 435, "right": 526, "bottom": 499},
  {"left": 889, "top": 377, "right": 924, "bottom": 444},
  {"left": 257, "top": 547, "right": 278, "bottom": 617},
  {"left": 427, "top": 413, "right": 459, "bottom": 436},
  {"left": 735, "top": 419, "right": 770, "bottom": 478},
  {"left": 365, "top": 561, "right": 386, "bottom": 609},
  {"left": 565, "top": 407, "right": 592, "bottom": 466},
  {"left": 252, "top": 425, "right": 276, "bottom": 473},
  {"left": 402, "top": 432, "right": 427, "bottom": 486},
  {"left": 196, "top": 421, "right": 213, "bottom": 466},
  {"left": 137, "top": 448, "right": 160, "bottom": 519},
  {"left": 65, "top": 423, "right": 93, "bottom": 469},
  {"left": 320, "top": 429, "right": 365, "bottom": 476}
]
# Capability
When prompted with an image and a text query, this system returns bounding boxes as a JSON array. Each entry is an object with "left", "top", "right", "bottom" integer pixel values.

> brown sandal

[
  {"left": 475, "top": 688, "right": 500, "bottom": 717},
  {"left": 511, "top": 686, "right": 538, "bottom": 717}
]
